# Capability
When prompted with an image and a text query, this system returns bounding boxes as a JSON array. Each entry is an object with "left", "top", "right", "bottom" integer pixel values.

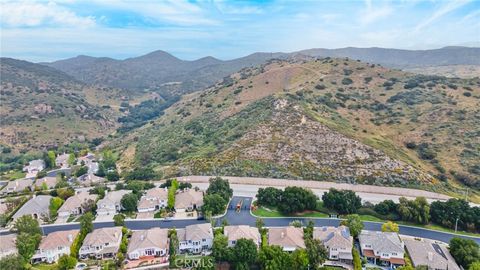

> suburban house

[
  {"left": 138, "top": 188, "right": 168, "bottom": 213},
  {"left": 57, "top": 191, "right": 98, "bottom": 218},
  {"left": 32, "top": 230, "right": 79, "bottom": 264},
  {"left": 404, "top": 238, "right": 460, "bottom": 270},
  {"left": 127, "top": 228, "right": 169, "bottom": 262},
  {"left": 1, "top": 179, "right": 34, "bottom": 194},
  {"left": 175, "top": 189, "right": 204, "bottom": 212},
  {"left": 78, "top": 173, "right": 105, "bottom": 186},
  {"left": 77, "top": 153, "right": 99, "bottom": 174},
  {"left": 268, "top": 226, "right": 305, "bottom": 252},
  {"left": 96, "top": 190, "right": 132, "bottom": 217},
  {"left": 12, "top": 195, "right": 52, "bottom": 223},
  {"left": 224, "top": 225, "right": 261, "bottom": 248},
  {"left": 313, "top": 226, "right": 353, "bottom": 263},
  {"left": 178, "top": 223, "right": 214, "bottom": 254},
  {"left": 55, "top": 153, "right": 70, "bottom": 168},
  {"left": 34, "top": 177, "right": 58, "bottom": 190},
  {"left": 23, "top": 159, "right": 46, "bottom": 178},
  {"left": 79, "top": 227, "right": 123, "bottom": 260},
  {"left": 359, "top": 230, "right": 405, "bottom": 267},
  {"left": 0, "top": 234, "right": 17, "bottom": 259}
]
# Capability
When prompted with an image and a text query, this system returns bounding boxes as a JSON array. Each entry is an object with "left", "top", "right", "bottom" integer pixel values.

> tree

[
  {"left": 49, "top": 197, "right": 64, "bottom": 218},
  {"left": 469, "top": 262, "right": 480, "bottom": 270},
  {"left": 67, "top": 153, "right": 76, "bottom": 166},
  {"left": 57, "top": 254, "right": 77, "bottom": 270},
  {"left": 57, "top": 188, "right": 75, "bottom": 200},
  {"left": 289, "top": 220, "right": 303, "bottom": 228},
  {"left": 256, "top": 187, "right": 282, "bottom": 206},
  {"left": 304, "top": 219, "right": 315, "bottom": 240},
  {"left": 0, "top": 255, "right": 25, "bottom": 270},
  {"left": 202, "top": 194, "right": 227, "bottom": 216},
  {"left": 449, "top": 237, "right": 480, "bottom": 269},
  {"left": 178, "top": 182, "right": 192, "bottom": 190},
  {"left": 305, "top": 238, "right": 327, "bottom": 269},
  {"left": 79, "top": 212, "right": 94, "bottom": 235},
  {"left": 113, "top": 214, "right": 125, "bottom": 226},
  {"left": 206, "top": 177, "right": 233, "bottom": 202},
  {"left": 44, "top": 150, "right": 56, "bottom": 169},
  {"left": 167, "top": 179, "right": 179, "bottom": 209},
  {"left": 89, "top": 186, "right": 108, "bottom": 198},
  {"left": 374, "top": 200, "right": 398, "bottom": 215},
  {"left": 256, "top": 218, "right": 265, "bottom": 231},
  {"left": 106, "top": 170, "right": 120, "bottom": 182},
  {"left": 16, "top": 232, "right": 42, "bottom": 262},
  {"left": 397, "top": 197, "right": 430, "bottom": 225},
  {"left": 341, "top": 214, "right": 364, "bottom": 238},
  {"left": 74, "top": 166, "right": 88, "bottom": 177},
  {"left": 212, "top": 234, "right": 230, "bottom": 262},
  {"left": 322, "top": 188, "right": 361, "bottom": 214},
  {"left": 169, "top": 229, "right": 179, "bottom": 265},
  {"left": 121, "top": 193, "right": 139, "bottom": 212},
  {"left": 430, "top": 199, "right": 479, "bottom": 233},
  {"left": 278, "top": 187, "right": 317, "bottom": 214},
  {"left": 290, "top": 249, "right": 309, "bottom": 270},
  {"left": 231, "top": 239, "right": 258, "bottom": 270},
  {"left": 258, "top": 245, "right": 292, "bottom": 270},
  {"left": 124, "top": 167, "right": 157, "bottom": 181},
  {"left": 352, "top": 248, "right": 362, "bottom": 270},
  {"left": 14, "top": 215, "right": 42, "bottom": 235},
  {"left": 382, "top": 221, "right": 399, "bottom": 233}
]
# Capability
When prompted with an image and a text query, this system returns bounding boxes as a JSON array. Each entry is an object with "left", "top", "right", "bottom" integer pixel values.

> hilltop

[
  {"left": 44, "top": 47, "right": 480, "bottom": 97},
  {"left": 0, "top": 58, "right": 133, "bottom": 150},
  {"left": 112, "top": 57, "right": 479, "bottom": 200}
]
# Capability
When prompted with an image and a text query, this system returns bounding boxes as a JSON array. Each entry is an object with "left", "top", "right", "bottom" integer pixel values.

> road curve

[{"left": 25, "top": 196, "right": 478, "bottom": 245}]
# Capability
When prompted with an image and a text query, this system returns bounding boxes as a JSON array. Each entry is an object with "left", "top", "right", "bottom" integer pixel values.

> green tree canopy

[
  {"left": 79, "top": 212, "right": 94, "bottom": 235},
  {"left": 340, "top": 214, "right": 364, "bottom": 238},
  {"left": 397, "top": 197, "right": 430, "bottom": 225},
  {"left": 0, "top": 255, "right": 25, "bottom": 270},
  {"left": 16, "top": 232, "right": 42, "bottom": 262},
  {"left": 305, "top": 238, "right": 328, "bottom": 269},
  {"left": 258, "top": 245, "right": 292, "bottom": 270},
  {"left": 449, "top": 237, "right": 480, "bottom": 269},
  {"left": 206, "top": 177, "right": 233, "bottom": 202},
  {"left": 212, "top": 233, "right": 230, "bottom": 262},
  {"left": 203, "top": 194, "right": 227, "bottom": 216},
  {"left": 57, "top": 254, "right": 77, "bottom": 270},
  {"left": 231, "top": 239, "right": 258, "bottom": 269},
  {"left": 278, "top": 186, "right": 317, "bottom": 214},
  {"left": 322, "top": 188, "right": 361, "bottom": 214},
  {"left": 121, "top": 193, "right": 139, "bottom": 212},
  {"left": 256, "top": 187, "right": 282, "bottom": 206},
  {"left": 14, "top": 215, "right": 42, "bottom": 235}
]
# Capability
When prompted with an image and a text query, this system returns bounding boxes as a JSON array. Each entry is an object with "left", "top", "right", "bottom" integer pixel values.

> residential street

[{"left": 31, "top": 196, "right": 480, "bottom": 245}]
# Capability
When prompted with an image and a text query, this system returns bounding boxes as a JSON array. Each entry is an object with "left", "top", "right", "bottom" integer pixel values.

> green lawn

[
  {"left": 359, "top": 215, "right": 384, "bottom": 222},
  {"left": 252, "top": 206, "right": 329, "bottom": 218},
  {"left": 32, "top": 264, "right": 57, "bottom": 270}
]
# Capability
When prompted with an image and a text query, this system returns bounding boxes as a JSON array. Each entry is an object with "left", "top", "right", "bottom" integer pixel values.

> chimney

[
  {"left": 281, "top": 232, "right": 285, "bottom": 239},
  {"left": 141, "top": 234, "right": 144, "bottom": 241},
  {"left": 68, "top": 234, "right": 73, "bottom": 242},
  {"left": 428, "top": 252, "right": 433, "bottom": 261},
  {"left": 114, "top": 232, "right": 118, "bottom": 238}
]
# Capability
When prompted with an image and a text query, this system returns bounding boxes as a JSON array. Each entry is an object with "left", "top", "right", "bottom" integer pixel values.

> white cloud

[
  {"left": 0, "top": 1, "right": 96, "bottom": 28},
  {"left": 88, "top": 0, "right": 218, "bottom": 26},
  {"left": 359, "top": 0, "right": 393, "bottom": 25},
  {"left": 414, "top": 0, "right": 471, "bottom": 31}
]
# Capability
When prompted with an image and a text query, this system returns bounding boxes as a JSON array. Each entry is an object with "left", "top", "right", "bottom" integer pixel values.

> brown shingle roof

[
  {"left": 185, "top": 223, "right": 213, "bottom": 241},
  {"left": 127, "top": 228, "right": 169, "bottom": 253},
  {"left": 224, "top": 225, "right": 260, "bottom": 244},
  {"left": 268, "top": 227, "right": 305, "bottom": 249},
  {"left": 58, "top": 192, "right": 98, "bottom": 212},
  {"left": 39, "top": 230, "right": 79, "bottom": 250},
  {"left": 175, "top": 189, "right": 203, "bottom": 209},
  {"left": 83, "top": 227, "right": 122, "bottom": 246},
  {"left": 313, "top": 226, "right": 353, "bottom": 250},
  {"left": 145, "top": 188, "right": 168, "bottom": 200},
  {"left": 34, "top": 177, "right": 58, "bottom": 189}
]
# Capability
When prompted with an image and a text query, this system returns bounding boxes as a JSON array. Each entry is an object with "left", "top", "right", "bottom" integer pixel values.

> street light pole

[{"left": 455, "top": 217, "right": 459, "bottom": 233}]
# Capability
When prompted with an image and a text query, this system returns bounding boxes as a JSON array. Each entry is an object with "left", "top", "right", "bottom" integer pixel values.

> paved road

[
  {"left": 46, "top": 168, "right": 71, "bottom": 177},
  {"left": 26, "top": 196, "right": 479, "bottom": 245}
]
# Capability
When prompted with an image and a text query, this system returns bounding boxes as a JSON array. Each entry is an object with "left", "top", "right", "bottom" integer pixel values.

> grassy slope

[{"left": 114, "top": 58, "right": 479, "bottom": 200}]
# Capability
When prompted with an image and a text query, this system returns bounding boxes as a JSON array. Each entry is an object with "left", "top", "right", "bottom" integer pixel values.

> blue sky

[{"left": 1, "top": 0, "right": 479, "bottom": 62}]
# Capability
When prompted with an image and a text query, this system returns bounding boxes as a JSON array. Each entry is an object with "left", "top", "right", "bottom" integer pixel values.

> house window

[
  {"left": 232, "top": 240, "right": 236, "bottom": 245},
  {"left": 202, "top": 238, "right": 206, "bottom": 242}
]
